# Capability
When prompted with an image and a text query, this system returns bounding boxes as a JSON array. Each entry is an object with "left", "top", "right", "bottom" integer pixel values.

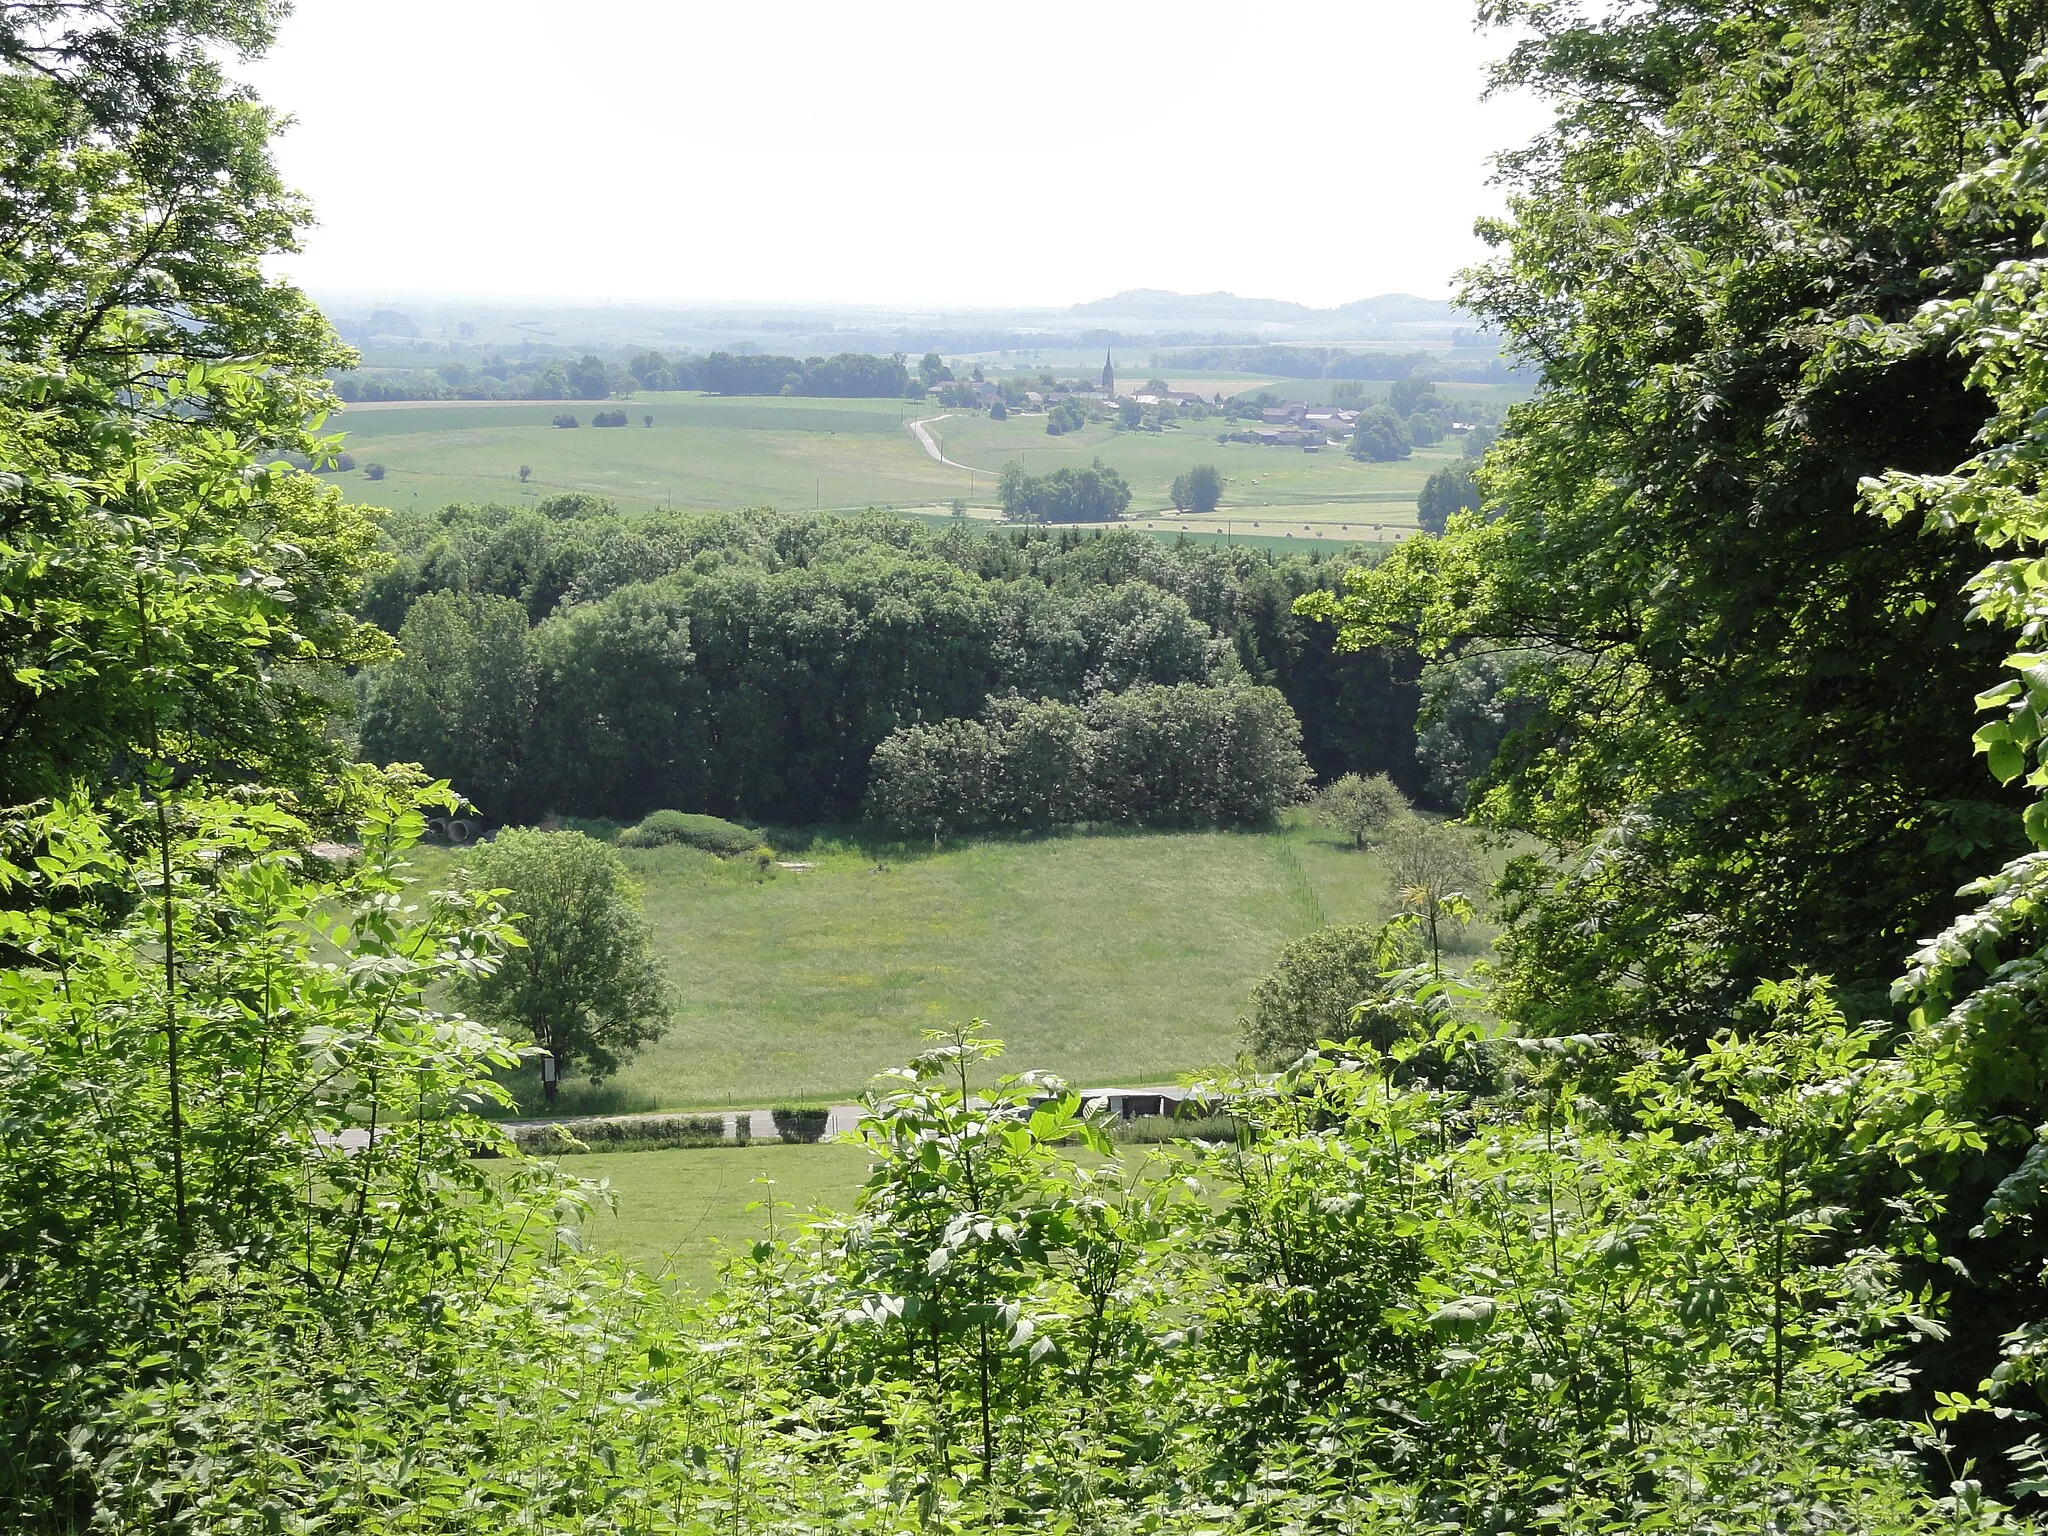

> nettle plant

[{"left": 796, "top": 1027, "right": 1178, "bottom": 1516}]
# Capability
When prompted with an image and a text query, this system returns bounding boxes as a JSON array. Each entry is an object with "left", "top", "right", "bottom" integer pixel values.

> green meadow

[
  {"left": 322, "top": 392, "right": 1456, "bottom": 540},
  {"left": 421, "top": 815, "right": 1410, "bottom": 1115},
  {"left": 562, "top": 1142, "right": 873, "bottom": 1290}
]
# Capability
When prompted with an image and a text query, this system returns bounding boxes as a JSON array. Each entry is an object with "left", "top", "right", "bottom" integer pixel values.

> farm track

[{"left": 907, "top": 414, "right": 1001, "bottom": 476}]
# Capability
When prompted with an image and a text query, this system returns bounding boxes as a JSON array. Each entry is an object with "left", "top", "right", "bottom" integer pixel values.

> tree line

[
  {"left": 332, "top": 348, "right": 920, "bottom": 403},
  {"left": 865, "top": 682, "right": 1310, "bottom": 835},
  {"left": 355, "top": 503, "right": 1427, "bottom": 825}
]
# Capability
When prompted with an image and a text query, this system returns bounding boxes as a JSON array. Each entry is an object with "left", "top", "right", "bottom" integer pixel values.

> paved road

[
  {"left": 501, "top": 1086, "right": 1191, "bottom": 1144},
  {"left": 907, "top": 413, "right": 1000, "bottom": 476}
]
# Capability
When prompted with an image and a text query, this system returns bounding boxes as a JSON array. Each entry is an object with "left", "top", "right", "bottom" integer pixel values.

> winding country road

[{"left": 907, "top": 413, "right": 1001, "bottom": 477}]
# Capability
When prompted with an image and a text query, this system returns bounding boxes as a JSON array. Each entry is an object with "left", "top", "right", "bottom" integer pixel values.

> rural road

[{"left": 907, "top": 413, "right": 1000, "bottom": 477}]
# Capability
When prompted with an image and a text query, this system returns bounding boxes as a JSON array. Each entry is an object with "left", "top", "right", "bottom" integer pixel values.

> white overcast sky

[{"left": 243, "top": 1, "right": 1549, "bottom": 310}]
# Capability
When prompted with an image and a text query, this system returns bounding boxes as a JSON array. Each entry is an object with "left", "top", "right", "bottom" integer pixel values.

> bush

[
  {"left": 1241, "top": 921, "right": 1414, "bottom": 1067},
  {"left": 771, "top": 1106, "right": 831, "bottom": 1144},
  {"left": 620, "top": 809, "right": 761, "bottom": 856},
  {"left": 552, "top": 412, "right": 579, "bottom": 428},
  {"left": 592, "top": 409, "right": 628, "bottom": 427},
  {"left": 362, "top": 461, "right": 386, "bottom": 480},
  {"left": 1315, "top": 771, "right": 1408, "bottom": 848}
]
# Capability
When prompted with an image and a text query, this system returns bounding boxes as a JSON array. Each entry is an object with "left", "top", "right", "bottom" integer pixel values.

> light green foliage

[
  {"left": 60, "top": 1016, "right": 1987, "bottom": 1533},
  {"left": 620, "top": 809, "right": 759, "bottom": 856},
  {"left": 1378, "top": 813, "right": 1483, "bottom": 975},
  {"left": 456, "top": 829, "right": 672, "bottom": 1084},
  {"left": 865, "top": 681, "right": 1311, "bottom": 836},
  {"left": 0, "top": 777, "right": 539, "bottom": 1519},
  {"left": 0, "top": 0, "right": 382, "bottom": 808},
  {"left": 1314, "top": 769, "right": 1407, "bottom": 847}
]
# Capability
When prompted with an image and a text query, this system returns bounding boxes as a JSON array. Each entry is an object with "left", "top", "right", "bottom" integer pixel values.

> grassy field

[
  {"left": 322, "top": 392, "right": 1458, "bottom": 540},
  {"left": 420, "top": 817, "right": 1406, "bottom": 1113},
  {"left": 561, "top": 1142, "right": 873, "bottom": 1289}
]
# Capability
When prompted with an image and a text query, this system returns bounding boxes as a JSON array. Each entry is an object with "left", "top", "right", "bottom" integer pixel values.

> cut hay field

[
  {"left": 416, "top": 816, "right": 1408, "bottom": 1115},
  {"left": 321, "top": 392, "right": 1457, "bottom": 539}
]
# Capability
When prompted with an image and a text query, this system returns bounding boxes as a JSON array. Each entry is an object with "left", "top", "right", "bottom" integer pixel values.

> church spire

[{"left": 1101, "top": 349, "right": 1115, "bottom": 396}]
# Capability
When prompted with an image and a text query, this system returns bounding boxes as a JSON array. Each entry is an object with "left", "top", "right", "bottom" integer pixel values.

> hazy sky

[{"left": 244, "top": 1, "right": 1549, "bottom": 310}]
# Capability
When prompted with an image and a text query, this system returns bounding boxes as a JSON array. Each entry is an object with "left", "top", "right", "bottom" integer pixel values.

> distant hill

[
  {"left": 1067, "top": 289, "right": 1322, "bottom": 322},
  {"left": 1067, "top": 289, "right": 1457, "bottom": 327}
]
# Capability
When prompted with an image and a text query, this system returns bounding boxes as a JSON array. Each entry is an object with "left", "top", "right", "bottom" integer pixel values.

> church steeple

[{"left": 1101, "top": 349, "right": 1115, "bottom": 396}]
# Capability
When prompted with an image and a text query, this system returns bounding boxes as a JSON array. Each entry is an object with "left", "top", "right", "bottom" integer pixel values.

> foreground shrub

[{"left": 620, "top": 808, "right": 761, "bottom": 855}]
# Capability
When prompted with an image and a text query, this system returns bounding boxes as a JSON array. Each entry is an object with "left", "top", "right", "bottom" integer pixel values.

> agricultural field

[{"left": 320, "top": 391, "right": 1467, "bottom": 542}]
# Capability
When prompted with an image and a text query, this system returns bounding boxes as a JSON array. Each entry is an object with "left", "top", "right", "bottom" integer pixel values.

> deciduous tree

[{"left": 456, "top": 829, "right": 671, "bottom": 1099}]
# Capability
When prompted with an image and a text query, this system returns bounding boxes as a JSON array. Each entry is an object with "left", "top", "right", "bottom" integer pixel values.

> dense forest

[
  {"left": 15, "top": 1, "right": 2048, "bottom": 1532},
  {"left": 353, "top": 501, "right": 1424, "bottom": 825}
]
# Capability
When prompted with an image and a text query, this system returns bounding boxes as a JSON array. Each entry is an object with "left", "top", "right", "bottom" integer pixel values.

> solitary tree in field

[
  {"left": 518, "top": 464, "right": 531, "bottom": 482},
  {"left": 1171, "top": 463, "right": 1224, "bottom": 514},
  {"left": 1315, "top": 772, "right": 1406, "bottom": 849},
  {"left": 456, "top": 829, "right": 671, "bottom": 1106},
  {"left": 1380, "top": 816, "right": 1483, "bottom": 978}
]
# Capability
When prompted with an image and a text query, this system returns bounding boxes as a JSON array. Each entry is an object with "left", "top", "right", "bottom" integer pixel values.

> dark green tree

[
  {"left": 1415, "top": 461, "right": 1480, "bottom": 535},
  {"left": 1348, "top": 405, "right": 1411, "bottom": 462},
  {"left": 358, "top": 593, "right": 536, "bottom": 817},
  {"left": 455, "top": 829, "right": 671, "bottom": 1100},
  {"left": 1307, "top": 0, "right": 2043, "bottom": 1041},
  {"left": 1171, "top": 463, "right": 1224, "bottom": 513},
  {"left": 567, "top": 354, "right": 610, "bottom": 400}
]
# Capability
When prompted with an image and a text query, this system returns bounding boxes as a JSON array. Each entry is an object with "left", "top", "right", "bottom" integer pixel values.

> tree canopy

[{"left": 456, "top": 829, "right": 671, "bottom": 1091}]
